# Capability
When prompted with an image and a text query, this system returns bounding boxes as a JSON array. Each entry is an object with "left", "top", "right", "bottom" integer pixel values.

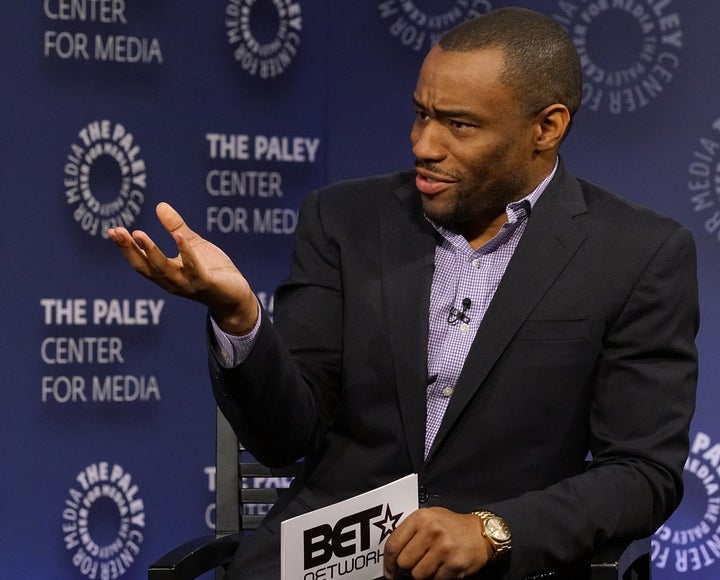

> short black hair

[{"left": 440, "top": 7, "right": 583, "bottom": 120}]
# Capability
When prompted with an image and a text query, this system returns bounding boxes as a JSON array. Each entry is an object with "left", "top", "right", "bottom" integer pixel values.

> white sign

[{"left": 281, "top": 474, "right": 418, "bottom": 580}]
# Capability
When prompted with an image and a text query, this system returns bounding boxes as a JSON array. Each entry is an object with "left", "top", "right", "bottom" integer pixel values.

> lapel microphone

[{"left": 447, "top": 298, "right": 472, "bottom": 325}]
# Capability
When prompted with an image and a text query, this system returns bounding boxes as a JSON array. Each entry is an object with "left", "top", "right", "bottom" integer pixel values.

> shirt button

[
  {"left": 442, "top": 386, "right": 454, "bottom": 397},
  {"left": 471, "top": 258, "right": 480, "bottom": 269},
  {"left": 460, "top": 322, "right": 469, "bottom": 334}
]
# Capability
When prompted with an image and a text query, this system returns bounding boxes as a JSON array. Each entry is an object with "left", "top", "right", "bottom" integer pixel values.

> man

[{"left": 109, "top": 7, "right": 699, "bottom": 579}]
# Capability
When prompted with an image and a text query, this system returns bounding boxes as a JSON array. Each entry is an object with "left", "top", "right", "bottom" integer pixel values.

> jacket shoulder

[{"left": 577, "top": 177, "right": 685, "bottom": 234}]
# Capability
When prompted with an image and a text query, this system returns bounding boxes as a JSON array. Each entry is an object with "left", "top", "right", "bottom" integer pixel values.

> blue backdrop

[{"left": 3, "top": 1, "right": 720, "bottom": 578}]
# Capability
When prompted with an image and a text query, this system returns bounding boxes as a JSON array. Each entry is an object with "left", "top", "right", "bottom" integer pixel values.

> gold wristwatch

[{"left": 473, "top": 510, "right": 512, "bottom": 561}]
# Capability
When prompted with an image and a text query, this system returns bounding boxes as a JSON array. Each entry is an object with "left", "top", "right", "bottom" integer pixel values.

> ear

[{"left": 533, "top": 104, "right": 571, "bottom": 152}]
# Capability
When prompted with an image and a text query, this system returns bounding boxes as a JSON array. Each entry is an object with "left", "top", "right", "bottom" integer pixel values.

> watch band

[{"left": 473, "top": 510, "right": 512, "bottom": 561}]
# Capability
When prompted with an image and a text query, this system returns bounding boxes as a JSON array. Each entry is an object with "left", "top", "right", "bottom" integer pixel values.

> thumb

[{"left": 156, "top": 202, "right": 194, "bottom": 239}]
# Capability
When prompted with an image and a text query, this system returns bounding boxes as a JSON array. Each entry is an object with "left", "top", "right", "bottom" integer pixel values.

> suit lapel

[
  {"left": 425, "top": 163, "right": 589, "bottom": 462},
  {"left": 381, "top": 177, "right": 437, "bottom": 473}
]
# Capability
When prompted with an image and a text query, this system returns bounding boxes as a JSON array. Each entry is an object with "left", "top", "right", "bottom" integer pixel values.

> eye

[
  {"left": 415, "top": 109, "right": 431, "bottom": 123},
  {"left": 449, "top": 119, "right": 474, "bottom": 130}
]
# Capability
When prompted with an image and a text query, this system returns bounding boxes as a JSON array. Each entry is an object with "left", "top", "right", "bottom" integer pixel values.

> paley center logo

[
  {"left": 552, "top": 0, "right": 683, "bottom": 114},
  {"left": 62, "top": 462, "right": 146, "bottom": 579},
  {"left": 378, "top": 0, "right": 492, "bottom": 53},
  {"left": 225, "top": 0, "right": 302, "bottom": 79},
  {"left": 652, "top": 432, "right": 720, "bottom": 574},
  {"left": 688, "top": 116, "right": 720, "bottom": 244},
  {"left": 64, "top": 120, "right": 147, "bottom": 238}
]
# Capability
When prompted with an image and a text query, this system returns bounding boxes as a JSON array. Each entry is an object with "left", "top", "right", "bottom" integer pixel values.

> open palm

[{"left": 108, "top": 202, "right": 258, "bottom": 334}]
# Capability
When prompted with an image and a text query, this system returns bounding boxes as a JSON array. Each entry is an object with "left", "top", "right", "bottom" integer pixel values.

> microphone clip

[{"left": 447, "top": 298, "right": 471, "bottom": 325}]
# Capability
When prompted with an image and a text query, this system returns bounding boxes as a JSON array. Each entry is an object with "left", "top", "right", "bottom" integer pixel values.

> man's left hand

[{"left": 383, "top": 507, "right": 492, "bottom": 579}]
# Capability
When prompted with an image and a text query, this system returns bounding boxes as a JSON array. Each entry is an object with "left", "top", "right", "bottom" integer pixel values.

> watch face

[{"left": 486, "top": 517, "right": 511, "bottom": 541}]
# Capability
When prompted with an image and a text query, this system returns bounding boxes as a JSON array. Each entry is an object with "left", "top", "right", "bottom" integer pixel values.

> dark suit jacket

[{"left": 211, "top": 161, "right": 699, "bottom": 579}]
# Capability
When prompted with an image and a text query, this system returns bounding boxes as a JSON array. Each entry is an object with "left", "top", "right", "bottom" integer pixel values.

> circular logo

[
  {"left": 553, "top": 0, "right": 683, "bottom": 114},
  {"left": 687, "top": 117, "right": 720, "bottom": 243},
  {"left": 225, "top": 0, "right": 303, "bottom": 79},
  {"left": 378, "top": 0, "right": 493, "bottom": 53},
  {"left": 652, "top": 432, "right": 720, "bottom": 573},
  {"left": 62, "top": 462, "right": 146, "bottom": 579},
  {"left": 64, "top": 120, "right": 147, "bottom": 238}
]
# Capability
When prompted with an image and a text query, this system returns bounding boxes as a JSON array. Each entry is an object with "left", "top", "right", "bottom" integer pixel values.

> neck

[{"left": 462, "top": 214, "right": 509, "bottom": 250}]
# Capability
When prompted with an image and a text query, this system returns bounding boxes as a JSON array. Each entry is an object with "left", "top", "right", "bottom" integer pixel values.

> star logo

[{"left": 373, "top": 504, "right": 403, "bottom": 543}]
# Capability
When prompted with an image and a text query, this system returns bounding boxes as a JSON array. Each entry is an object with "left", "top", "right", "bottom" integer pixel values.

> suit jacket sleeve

[{"left": 209, "top": 187, "right": 345, "bottom": 467}]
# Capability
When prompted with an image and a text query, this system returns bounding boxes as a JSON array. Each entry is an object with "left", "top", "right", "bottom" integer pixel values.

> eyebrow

[{"left": 412, "top": 97, "right": 479, "bottom": 121}]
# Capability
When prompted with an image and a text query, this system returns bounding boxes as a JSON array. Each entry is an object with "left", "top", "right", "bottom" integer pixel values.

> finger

[
  {"left": 145, "top": 229, "right": 216, "bottom": 301},
  {"left": 384, "top": 517, "right": 419, "bottom": 578},
  {"left": 156, "top": 202, "right": 199, "bottom": 242},
  {"left": 383, "top": 525, "right": 403, "bottom": 576},
  {"left": 172, "top": 231, "right": 199, "bottom": 269},
  {"left": 154, "top": 203, "right": 207, "bottom": 276},
  {"left": 107, "top": 226, "right": 135, "bottom": 246},
  {"left": 131, "top": 230, "right": 173, "bottom": 274},
  {"left": 399, "top": 539, "right": 432, "bottom": 578},
  {"left": 156, "top": 202, "right": 220, "bottom": 276},
  {"left": 108, "top": 227, "right": 155, "bottom": 277},
  {"left": 408, "top": 551, "right": 444, "bottom": 580},
  {"left": 406, "top": 542, "right": 462, "bottom": 580}
]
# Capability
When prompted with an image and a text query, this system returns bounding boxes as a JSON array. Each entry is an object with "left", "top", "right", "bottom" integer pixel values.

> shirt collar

[{"left": 517, "top": 156, "right": 558, "bottom": 215}]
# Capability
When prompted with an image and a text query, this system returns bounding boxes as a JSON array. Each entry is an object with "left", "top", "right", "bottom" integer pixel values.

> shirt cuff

[{"left": 209, "top": 302, "right": 262, "bottom": 369}]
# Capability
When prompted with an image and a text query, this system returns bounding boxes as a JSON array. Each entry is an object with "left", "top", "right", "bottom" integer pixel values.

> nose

[{"left": 411, "top": 119, "right": 445, "bottom": 163}]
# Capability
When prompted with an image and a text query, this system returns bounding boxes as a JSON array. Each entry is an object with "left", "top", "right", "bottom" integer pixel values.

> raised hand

[{"left": 107, "top": 202, "right": 258, "bottom": 335}]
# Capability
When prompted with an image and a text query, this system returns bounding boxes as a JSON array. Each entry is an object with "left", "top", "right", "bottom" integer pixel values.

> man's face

[{"left": 411, "top": 46, "right": 538, "bottom": 240}]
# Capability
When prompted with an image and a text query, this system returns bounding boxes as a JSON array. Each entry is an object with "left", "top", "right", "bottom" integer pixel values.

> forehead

[{"left": 414, "top": 46, "right": 515, "bottom": 111}]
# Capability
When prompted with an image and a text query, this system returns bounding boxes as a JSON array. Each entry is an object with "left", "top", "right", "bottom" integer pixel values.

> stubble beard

[
  {"left": 416, "top": 147, "right": 531, "bottom": 235},
  {"left": 422, "top": 172, "right": 530, "bottom": 236}
]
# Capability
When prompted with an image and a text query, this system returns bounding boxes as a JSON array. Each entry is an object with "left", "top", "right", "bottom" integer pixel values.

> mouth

[{"left": 415, "top": 168, "right": 456, "bottom": 195}]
